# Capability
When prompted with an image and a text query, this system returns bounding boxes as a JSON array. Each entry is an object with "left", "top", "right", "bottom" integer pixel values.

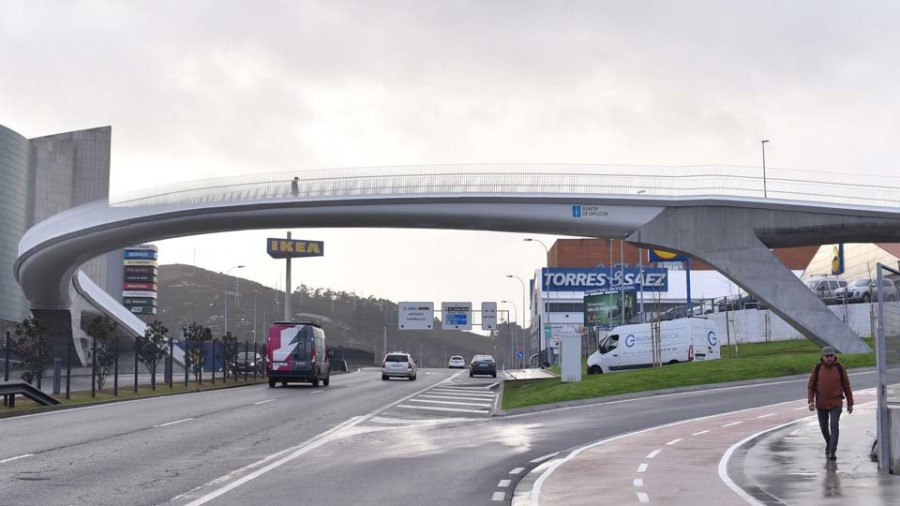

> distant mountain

[{"left": 154, "top": 264, "right": 518, "bottom": 368}]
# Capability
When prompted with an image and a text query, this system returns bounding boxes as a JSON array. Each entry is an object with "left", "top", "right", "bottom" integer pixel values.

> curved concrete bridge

[{"left": 16, "top": 164, "right": 900, "bottom": 357}]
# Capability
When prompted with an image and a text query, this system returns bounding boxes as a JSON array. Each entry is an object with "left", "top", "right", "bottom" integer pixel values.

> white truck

[{"left": 586, "top": 318, "right": 721, "bottom": 374}]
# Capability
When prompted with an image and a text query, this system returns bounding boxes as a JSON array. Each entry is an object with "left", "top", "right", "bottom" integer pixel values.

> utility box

[{"left": 561, "top": 334, "right": 582, "bottom": 383}]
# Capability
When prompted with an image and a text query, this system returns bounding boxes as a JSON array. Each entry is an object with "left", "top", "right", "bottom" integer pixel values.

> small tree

[
  {"left": 139, "top": 321, "right": 169, "bottom": 388},
  {"left": 221, "top": 331, "right": 239, "bottom": 380},
  {"left": 184, "top": 322, "right": 211, "bottom": 381},
  {"left": 87, "top": 315, "right": 120, "bottom": 390},
  {"left": 13, "top": 318, "right": 47, "bottom": 384}
]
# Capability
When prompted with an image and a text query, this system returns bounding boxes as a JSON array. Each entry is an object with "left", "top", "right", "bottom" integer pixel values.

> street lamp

[
  {"left": 224, "top": 265, "right": 245, "bottom": 335},
  {"left": 524, "top": 238, "right": 551, "bottom": 363},
  {"left": 761, "top": 139, "right": 770, "bottom": 198}
]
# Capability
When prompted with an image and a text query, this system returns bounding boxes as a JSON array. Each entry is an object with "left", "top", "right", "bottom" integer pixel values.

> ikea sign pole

[{"left": 266, "top": 232, "right": 324, "bottom": 320}]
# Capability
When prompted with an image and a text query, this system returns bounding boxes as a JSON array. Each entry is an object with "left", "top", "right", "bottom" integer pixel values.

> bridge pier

[{"left": 627, "top": 206, "right": 872, "bottom": 354}]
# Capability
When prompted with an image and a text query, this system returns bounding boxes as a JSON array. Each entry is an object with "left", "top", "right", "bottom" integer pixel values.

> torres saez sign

[{"left": 542, "top": 267, "right": 668, "bottom": 292}]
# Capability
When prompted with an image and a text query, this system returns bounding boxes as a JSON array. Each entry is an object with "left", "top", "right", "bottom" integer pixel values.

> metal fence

[{"left": 876, "top": 264, "right": 900, "bottom": 473}]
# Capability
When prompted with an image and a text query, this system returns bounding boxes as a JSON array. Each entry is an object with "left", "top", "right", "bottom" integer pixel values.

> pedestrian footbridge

[{"left": 16, "top": 164, "right": 900, "bottom": 358}]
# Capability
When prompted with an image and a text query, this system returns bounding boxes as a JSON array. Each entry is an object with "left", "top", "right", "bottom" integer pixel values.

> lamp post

[
  {"left": 761, "top": 139, "right": 770, "bottom": 198},
  {"left": 501, "top": 300, "right": 518, "bottom": 368},
  {"left": 524, "top": 238, "right": 551, "bottom": 364},
  {"left": 224, "top": 265, "right": 245, "bottom": 335}
]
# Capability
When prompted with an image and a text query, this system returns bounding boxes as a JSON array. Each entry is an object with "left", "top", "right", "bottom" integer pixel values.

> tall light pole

[
  {"left": 506, "top": 275, "right": 527, "bottom": 363},
  {"left": 524, "top": 238, "right": 550, "bottom": 363},
  {"left": 224, "top": 265, "right": 245, "bottom": 335},
  {"left": 761, "top": 139, "right": 770, "bottom": 198},
  {"left": 501, "top": 300, "right": 518, "bottom": 368}
]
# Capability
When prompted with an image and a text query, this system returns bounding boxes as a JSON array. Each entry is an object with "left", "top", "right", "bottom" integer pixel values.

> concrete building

[{"left": 0, "top": 123, "right": 117, "bottom": 328}]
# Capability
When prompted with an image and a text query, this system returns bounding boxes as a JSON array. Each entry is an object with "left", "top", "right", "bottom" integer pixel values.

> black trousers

[{"left": 817, "top": 407, "right": 842, "bottom": 453}]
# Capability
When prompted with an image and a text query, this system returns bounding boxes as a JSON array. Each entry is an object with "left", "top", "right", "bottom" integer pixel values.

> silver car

[{"left": 382, "top": 352, "right": 417, "bottom": 381}]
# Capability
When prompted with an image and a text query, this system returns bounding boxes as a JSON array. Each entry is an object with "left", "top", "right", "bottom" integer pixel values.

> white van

[{"left": 586, "top": 318, "right": 720, "bottom": 374}]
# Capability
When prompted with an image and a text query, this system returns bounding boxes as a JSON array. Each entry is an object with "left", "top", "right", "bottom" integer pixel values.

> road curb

[
  {"left": 497, "top": 367, "right": 877, "bottom": 417},
  {"left": 510, "top": 456, "right": 563, "bottom": 505}
]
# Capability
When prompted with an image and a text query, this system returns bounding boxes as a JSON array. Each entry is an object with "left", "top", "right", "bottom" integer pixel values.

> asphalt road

[{"left": 0, "top": 368, "right": 878, "bottom": 506}]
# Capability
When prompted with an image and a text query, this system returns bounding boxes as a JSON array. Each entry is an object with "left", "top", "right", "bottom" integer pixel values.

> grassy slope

[{"left": 502, "top": 339, "right": 874, "bottom": 410}]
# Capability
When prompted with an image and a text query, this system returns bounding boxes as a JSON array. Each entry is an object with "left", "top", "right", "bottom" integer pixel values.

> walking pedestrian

[
  {"left": 290, "top": 176, "right": 300, "bottom": 197},
  {"left": 807, "top": 346, "right": 854, "bottom": 460}
]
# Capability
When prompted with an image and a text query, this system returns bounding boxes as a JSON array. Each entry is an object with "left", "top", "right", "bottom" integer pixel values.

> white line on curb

[
  {"left": 0, "top": 454, "right": 33, "bottom": 464},
  {"left": 646, "top": 449, "right": 661, "bottom": 459}
]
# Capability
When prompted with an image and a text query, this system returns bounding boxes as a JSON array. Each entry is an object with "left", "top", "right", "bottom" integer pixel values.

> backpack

[{"left": 812, "top": 361, "right": 845, "bottom": 396}]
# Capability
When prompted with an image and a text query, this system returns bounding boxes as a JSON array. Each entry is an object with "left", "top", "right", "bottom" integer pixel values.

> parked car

[
  {"left": 448, "top": 355, "right": 466, "bottom": 369},
  {"left": 806, "top": 276, "right": 847, "bottom": 304},
  {"left": 469, "top": 354, "right": 496, "bottom": 378},
  {"left": 835, "top": 278, "right": 898, "bottom": 303},
  {"left": 382, "top": 352, "right": 417, "bottom": 381},
  {"left": 233, "top": 351, "right": 264, "bottom": 374}
]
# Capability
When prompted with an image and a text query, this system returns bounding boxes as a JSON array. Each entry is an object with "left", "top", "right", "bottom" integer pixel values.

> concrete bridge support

[{"left": 627, "top": 207, "right": 873, "bottom": 354}]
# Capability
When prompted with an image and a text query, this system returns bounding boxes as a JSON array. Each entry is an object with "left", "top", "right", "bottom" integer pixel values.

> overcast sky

[{"left": 3, "top": 1, "right": 899, "bottom": 324}]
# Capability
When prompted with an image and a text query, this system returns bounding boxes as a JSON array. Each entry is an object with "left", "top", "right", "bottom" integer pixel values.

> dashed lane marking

[
  {"left": 253, "top": 399, "right": 275, "bottom": 405},
  {"left": 692, "top": 430, "right": 710, "bottom": 436},
  {"left": 637, "top": 491, "right": 650, "bottom": 503},
  {"left": 721, "top": 421, "right": 743, "bottom": 428},
  {"left": 498, "top": 479, "right": 511, "bottom": 488},
  {"left": 529, "top": 452, "right": 559, "bottom": 464},
  {"left": 0, "top": 454, "right": 33, "bottom": 465},
  {"left": 637, "top": 463, "right": 648, "bottom": 473},
  {"left": 756, "top": 413, "right": 776, "bottom": 419},
  {"left": 510, "top": 467, "right": 525, "bottom": 475},
  {"left": 492, "top": 492, "right": 505, "bottom": 502},
  {"left": 646, "top": 449, "right": 661, "bottom": 459},
  {"left": 155, "top": 418, "right": 194, "bottom": 428},
  {"left": 634, "top": 478, "right": 644, "bottom": 487},
  {"left": 665, "top": 438, "right": 682, "bottom": 446}
]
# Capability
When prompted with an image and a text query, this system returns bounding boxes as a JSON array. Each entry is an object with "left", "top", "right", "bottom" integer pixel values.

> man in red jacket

[{"left": 807, "top": 346, "right": 854, "bottom": 460}]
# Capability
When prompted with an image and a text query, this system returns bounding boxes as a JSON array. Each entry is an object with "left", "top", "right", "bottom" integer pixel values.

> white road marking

[
  {"left": 665, "top": 438, "right": 682, "bottom": 446},
  {"left": 756, "top": 413, "right": 776, "bottom": 419},
  {"left": 646, "top": 449, "right": 661, "bottom": 458},
  {"left": 312, "top": 390, "right": 325, "bottom": 394},
  {"left": 498, "top": 479, "right": 511, "bottom": 488},
  {"left": 692, "top": 430, "right": 710, "bottom": 436},
  {"left": 721, "top": 421, "right": 743, "bottom": 428},
  {"left": 419, "top": 394, "right": 496, "bottom": 401},
  {"left": 408, "top": 398, "right": 493, "bottom": 407},
  {"left": 529, "top": 451, "right": 560, "bottom": 464},
  {"left": 155, "top": 418, "right": 194, "bottom": 428},
  {"left": 253, "top": 399, "right": 275, "bottom": 405},
  {"left": 492, "top": 491, "right": 505, "bottom": 501},
  {"left": 397, "top": 404, "right": 488, "bottom": 414},
  {"left": 637, "top": 463, "right": 648, "bottom": 473},
  {"left": 510, "top": 467, "right": 525, "bottom": 475},
  {"left": 637, "top": 491, "right": 650, "bottom": 503},
  {"left": 0, "top": 454, "right": 33, "bottom": 464},
  {"left": 634, "top": 478, "right": 644, "bottom": 487},
  {"left": 430, "top": 389, "right": 495, "bottom": 397},
  {"left": 179, "top": 372, "right": 465, "bottom": 505}
]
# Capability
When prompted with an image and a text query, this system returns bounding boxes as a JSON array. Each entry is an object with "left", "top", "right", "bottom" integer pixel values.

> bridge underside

[{"left": 626, "top": 206, "right": 900, "bottom": 354}]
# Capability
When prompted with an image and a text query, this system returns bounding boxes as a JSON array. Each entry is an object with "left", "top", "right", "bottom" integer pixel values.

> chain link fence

[{"left": 876, "top": 264, "right": 900, "bottom": 474}]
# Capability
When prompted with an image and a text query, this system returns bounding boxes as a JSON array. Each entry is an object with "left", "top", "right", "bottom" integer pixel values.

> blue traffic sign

[{"left": 516, "top": 350, "right": 525, "bottom": 359}]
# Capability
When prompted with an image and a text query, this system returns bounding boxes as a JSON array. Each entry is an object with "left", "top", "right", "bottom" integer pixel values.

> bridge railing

[{"left": 99, "top": 164, "right": 900, "bottom": 210}]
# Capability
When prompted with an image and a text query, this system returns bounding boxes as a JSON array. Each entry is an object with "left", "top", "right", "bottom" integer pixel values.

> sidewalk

[
  {"left": 504, "top": 368, "right": 556, "bottom": 380},
  {"left": 525, "top": 389, "right": 900, "bottom": 505}
]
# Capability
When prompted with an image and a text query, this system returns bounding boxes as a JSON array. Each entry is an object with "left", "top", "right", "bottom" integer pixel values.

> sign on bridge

[
  {"left": 398, "top": 302, "right": 434, "bottom": 330},
  {"left": 442, "top": 302, "right": 472, "bottom": 331}
]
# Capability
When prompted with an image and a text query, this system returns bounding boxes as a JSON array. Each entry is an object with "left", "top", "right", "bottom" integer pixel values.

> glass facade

[{"left": 0, "top": 124, "right": 112, "bottom": 322}]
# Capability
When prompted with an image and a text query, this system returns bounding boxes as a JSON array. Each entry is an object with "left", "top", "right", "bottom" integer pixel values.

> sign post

[{"left": 266, "top": 234, "right": 324, "bottom": 320}]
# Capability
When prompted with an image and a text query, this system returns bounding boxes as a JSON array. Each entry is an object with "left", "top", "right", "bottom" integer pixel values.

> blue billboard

[{"left": 542, "top": 267, "right": 668, "bottom": 292}]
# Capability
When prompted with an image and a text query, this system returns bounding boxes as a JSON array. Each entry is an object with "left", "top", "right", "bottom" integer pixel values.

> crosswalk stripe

[
  {"left": 430, "top": 389, "right": 495, "bottom": 397},
  {"left": 420, "top": 394, "right": 496, "bottom": 401},
  {"left": 397, "top": 404, "right": 489, "bottom": 414},
  {"left": 409, "top": 398, "right": 494, "bottom": 407}
]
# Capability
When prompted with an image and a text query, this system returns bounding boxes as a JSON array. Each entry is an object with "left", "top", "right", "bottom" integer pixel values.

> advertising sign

[
  {"left": 128, "top": 306, "right": 157, "bottom": 315},
  {"left": 648, "top": 249, "right": 688, "bottom": 262},
  {"left": 398, "top": 302, "right": 434, "bottom": 330},
  {"left": 584, "top": 292, "right": 637, "bottom": 328},
  {"left": 123, "top": 282, "right": 157, "bottom": 291},
  {"left": 542, "top": 267, "right": 667, "bottom": 292},
  {"left": 123, "top": 297, "right": 157, "bottom": 306},
  {"left": 123, "top": 259, "right": 158, "bottom": 267},
  {"left": 266, "top": 238, "right": 324, "bottom": 259},
  {"left": 481, "top": 302, "right": 497, "bottom": 330},
  {"left": 441, "top": 302, "right": 472, "bottom": 331},
  {"left": 122, "top": 290, "right": 158, "bottom": 299},
  {"left": 545, "top": 323, "right": 579, "bottom": 349},
  {"left": 123, "top": 273, "right": 157, "bottom": 283},
  {"left": 124, "top": 250, "right": 158, "bottom": 260},
  {"left": 124, "top": 265, "right": 157, "bottom": 275}
]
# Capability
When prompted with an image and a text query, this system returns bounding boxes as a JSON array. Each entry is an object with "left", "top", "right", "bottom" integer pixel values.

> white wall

[{"left": 706, "top": 301, "right": 900, "bottom": 344}]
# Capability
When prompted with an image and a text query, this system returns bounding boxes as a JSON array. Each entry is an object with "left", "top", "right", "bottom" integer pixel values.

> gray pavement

[{"left": 0, "top": 367, "right": 888, "bottom": 505}]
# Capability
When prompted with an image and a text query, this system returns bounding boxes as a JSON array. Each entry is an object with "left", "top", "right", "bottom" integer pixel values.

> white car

[
  {"left": 382, "top": 352, "right": 417, "bottom": 381},
  {"left": 448, "top": 355, "right": 466, "bottom": 369}
]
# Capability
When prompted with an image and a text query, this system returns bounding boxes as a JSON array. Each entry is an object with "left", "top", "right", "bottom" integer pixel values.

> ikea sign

[
  {"left": 266, "top": 238, "right": 325, "bottom": 259},
  {"left": 542, "top": 267, "right": 668, "bottom": 292}
]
